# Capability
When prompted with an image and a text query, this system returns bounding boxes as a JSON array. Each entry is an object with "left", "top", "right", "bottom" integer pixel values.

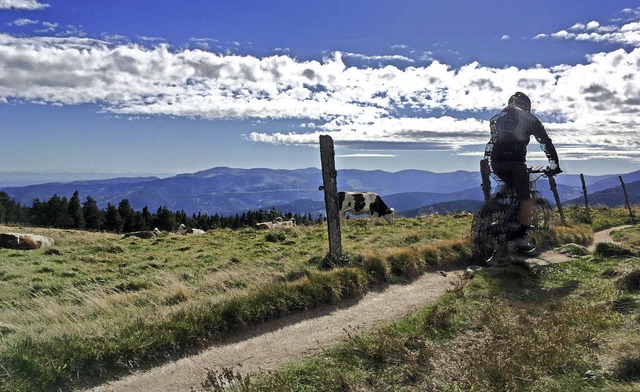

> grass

[
  {"left": 218, "top": 224, "right": 640, "bottom": 392},
  {"left": 563, "top": 205, "right": 639, "bottom": 231},
  {"left": 0, "top": 211, "right": 625, "bottom": 391}
]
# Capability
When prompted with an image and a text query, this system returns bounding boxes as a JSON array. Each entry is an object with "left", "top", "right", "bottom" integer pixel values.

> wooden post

[
  {"left": 319, "top": 135, "right": 342, "bottom": 261},
  {"left": 580, "top": 173, "right": 591, "bottom": 223},
  {"left": 619, "top": 176, "right": 636, "bottom": 222},
  {"left": 480, "top": 159, "right": 492, "bottom": 202},
  {"left": 548, "top": 175, "right": 567, "bottom": 225}
]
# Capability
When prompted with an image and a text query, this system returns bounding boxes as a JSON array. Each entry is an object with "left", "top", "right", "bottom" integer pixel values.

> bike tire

[
  {"left": 471, "top": 200, "right": 510, "bottom": 265},
  {"left": 518, "top": 198, "right": 554, "bottom": 255}
]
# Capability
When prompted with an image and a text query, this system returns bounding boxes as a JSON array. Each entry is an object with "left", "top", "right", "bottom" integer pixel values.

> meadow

[
  {"left": 0, "top": 206, "right": 635, "bottom": 391},
  {"left": 225, "top": 223, "right": 640, "bottom": 391}
]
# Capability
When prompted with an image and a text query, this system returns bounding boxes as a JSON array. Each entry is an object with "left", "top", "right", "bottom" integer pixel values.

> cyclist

[{"left": 483, "top": 92, "right": 562, "bottom": 251}]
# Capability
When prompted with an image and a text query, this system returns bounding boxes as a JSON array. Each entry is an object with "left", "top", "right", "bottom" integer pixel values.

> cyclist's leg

[
  {"left": 510, "top": 162, "right": 536, "bottom": 250},
  {"left": 490, "top": 161, "right": 514, "bottom": 197},
  {"left": 520, "top": 198, "right": 534, "bottom": 227},
  {"left": 510, "top": 162, "right": 531, "bottom": 232}
]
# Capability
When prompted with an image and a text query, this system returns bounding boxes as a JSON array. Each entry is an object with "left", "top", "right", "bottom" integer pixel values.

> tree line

[{"left": 0, "top": 191, "right": 320, "bottom": 233}]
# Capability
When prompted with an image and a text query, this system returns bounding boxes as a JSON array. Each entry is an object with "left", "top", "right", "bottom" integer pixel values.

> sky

[{"left": 0, "top": 0, "right": 639, "bottom": 181}]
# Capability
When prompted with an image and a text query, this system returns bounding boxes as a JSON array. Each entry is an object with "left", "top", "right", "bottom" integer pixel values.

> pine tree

[
  {"left": 68, "top": 191, "right": 85, "bottom": 229},
  {"left": 29, "top": 197, "right": 47, "bottom": 226},
  {"left": 141, "top": 206, "right": 153, "bottom": 230},
  {"left": 46, "top": 194, "right": 72, "bottom": 228},
  {"left": 154, "top": 206, "right": 176, "bottom": 232},
  {"left": 82, "top": 196, "right": 103, "bottom": 230},
  {"left": 103, "top": 203, "right": 124, "bottom": 233},
  {"left": 117, "top": 199, "right": 136, "bottom": 233}
]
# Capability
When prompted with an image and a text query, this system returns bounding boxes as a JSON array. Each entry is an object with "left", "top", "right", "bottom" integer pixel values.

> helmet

[{"left": 508, "top": 92, "right": 531, "bottom": 111}]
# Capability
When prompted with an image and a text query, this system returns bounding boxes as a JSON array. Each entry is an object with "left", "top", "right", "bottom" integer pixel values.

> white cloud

[
  {"left": 336, "top": 154, "right": 396, "bottom": 158},
  {"left": 0, "top": 17, "right": 638, "bottom": 164},
  {"left": 10, "top": 18, "right": 38, "bottom": 26},
  {"left": 537, "top": 8, "right": 640, "bottom": 46},
  {"left": 341, "top": 51, "right": 414, "bottom": 63},
  {"left": 501, "top": 35, "right": 510, "bottom": 41},
  {"left": 0, "top": 0, "right": 48, "bottom": 10}
]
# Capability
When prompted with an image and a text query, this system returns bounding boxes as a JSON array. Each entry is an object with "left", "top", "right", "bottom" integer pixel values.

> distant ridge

[{"left": 1, "top": 167, "right": 638, "bottom": 216}]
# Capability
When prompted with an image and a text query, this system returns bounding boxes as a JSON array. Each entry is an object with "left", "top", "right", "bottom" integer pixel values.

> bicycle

[{"left": 471, "top": 166, "right": 556, "bottom": 265}]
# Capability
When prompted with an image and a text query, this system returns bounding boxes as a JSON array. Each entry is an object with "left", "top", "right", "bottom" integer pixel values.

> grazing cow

[
  {"left": 255, "top": 222, "right": 272, "bottom": 230},
  {"left": 121, "top": 228, "right": 161, "bottom": 239},
  {"left": 255, "top": 217, "right": 296, "bottom": 230},
  {"left": 176, "top": 224, "right": 205, "bottom": 235},
  {"left": 338, "top": 191, "right": 395, "bottom": 224},
  {"left": 275, "top": 217, "right": 296, "bottom": 227}
]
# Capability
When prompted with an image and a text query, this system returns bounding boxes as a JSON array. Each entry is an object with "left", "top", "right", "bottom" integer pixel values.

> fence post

[
  {"left": 580, "top": 173, "right": 591, "bottom": 223},
  {"left": 480, "top": 159, "right": 492, "bottom": 202},
  {"left": 619, "top": 176, "right": 636, "bottom": 222},
  {"left": 547, "top": 175, "right": 567, "bottom": 225},
  {"left": 319, "top": 135, "right": 342, "bottom": 261}
]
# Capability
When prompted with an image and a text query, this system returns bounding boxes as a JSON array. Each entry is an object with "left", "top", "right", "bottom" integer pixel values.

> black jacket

[{"left": 484, "top": 106, "right": 559, "bottom": 166}]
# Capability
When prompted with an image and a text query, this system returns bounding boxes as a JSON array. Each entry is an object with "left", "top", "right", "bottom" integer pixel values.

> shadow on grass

[
  {"left": 613, "top": 356, "right": 640, "bottom": 381},
  {"left": 480, "top": 260, "right": 582, "bottom": 304}
]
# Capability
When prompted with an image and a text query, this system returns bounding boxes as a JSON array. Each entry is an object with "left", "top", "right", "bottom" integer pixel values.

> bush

[
  {"left": 387, "top": 250, "right": 423, "bottom": 279},
  {"left": 360, "top": 256, "right": 390, "bottom": 283},
  {"left": 618, "top": 270, "right": 640, "bottom": 292},
  {"left": 595, "top": 242, "right": 636, "bottom": 258}
]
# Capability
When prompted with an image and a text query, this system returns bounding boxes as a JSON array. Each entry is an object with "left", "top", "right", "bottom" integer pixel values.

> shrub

[
  {"left": 618, "top": 270, "right": 640, "bottom": 292},
  {"left": 387, "top": 249, "right": 423, "bottom": 279},
  {"left": 421, "top": 246, "right": 440, "bottom": 267},
  {"left": 595, "top": 243, "right": 636, "bottom": 258},
  {"left": 265, "top": 231, "right": 286, "bottom": 243},
  {"left": 360, "top": 256, "right": 390, "bottom": 283}
]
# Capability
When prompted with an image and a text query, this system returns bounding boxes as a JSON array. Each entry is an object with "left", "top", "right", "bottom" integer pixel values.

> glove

[{"left": 548, "top": 164, "right": 562, "bottom": 175}]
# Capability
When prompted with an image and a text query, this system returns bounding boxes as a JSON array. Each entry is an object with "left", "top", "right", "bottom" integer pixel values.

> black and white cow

[{"left": 338, "top": 191, "right": 395, "bottom": 224}]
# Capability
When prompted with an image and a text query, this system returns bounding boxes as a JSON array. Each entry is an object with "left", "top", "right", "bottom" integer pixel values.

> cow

[
  {"left": 338, "top": 191, "right": 395, "bottom": 224},
  {"left": 255, "top": 217, "right": 296, "bottom": 230},
  {"left": 176, "top": 224, "right": 205, "bottom": 235},
  {"left": 256, "top": 222, "right": 272, "bottom": 230},
  {"left": 274, "top": 217, "right": 296, "bottom": 227},
  {"left": 121, "top": 227, "right": 161, "bottom": 239}
]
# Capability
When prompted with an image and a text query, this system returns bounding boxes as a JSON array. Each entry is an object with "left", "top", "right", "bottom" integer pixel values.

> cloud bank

[
  {"left": 0, "top": 7, "right": 639, "bottom": 164},
  {"left": 0, "top": 0, "right": 48, "bottom": 10}
]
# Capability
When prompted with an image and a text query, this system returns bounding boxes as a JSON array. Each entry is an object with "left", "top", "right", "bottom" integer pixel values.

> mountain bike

[{"left": 471, "top": 166, "right": 556, "bottom": 265}]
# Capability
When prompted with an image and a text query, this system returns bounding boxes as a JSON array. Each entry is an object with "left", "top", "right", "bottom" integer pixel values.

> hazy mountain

[
  {"left": 1, "top": 167, "right": 637, "bottom": 217},
  {"left": 565, "top": 179, "right": 640, "bottom": 208},
  {"left": 400, "top": 200, "right": 485, "bottom": 217},
  {"left": 581, "top": 170, "right": 640, "bottom": 193}
]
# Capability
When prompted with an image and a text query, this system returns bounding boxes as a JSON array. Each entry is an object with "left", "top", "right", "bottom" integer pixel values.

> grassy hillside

[
  {"left": 207, "top": 224, "right": 640, "bottom": 391},
  {"left": 0, "top": 207, "right": 635, "bottom": 391}
]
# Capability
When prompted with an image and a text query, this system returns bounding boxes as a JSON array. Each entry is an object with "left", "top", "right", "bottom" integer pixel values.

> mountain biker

[{"left": 483, "top": 92, "right": 562, "bottom": 251}]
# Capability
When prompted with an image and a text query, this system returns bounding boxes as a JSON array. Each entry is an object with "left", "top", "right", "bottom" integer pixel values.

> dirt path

[{"left": 85, "top": 225, "right": 633, "bottom": 392}]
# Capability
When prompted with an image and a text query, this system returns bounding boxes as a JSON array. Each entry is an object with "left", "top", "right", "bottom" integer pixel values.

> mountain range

[{"left": 1, "top": 167, "right": 638, "bottom": 217}]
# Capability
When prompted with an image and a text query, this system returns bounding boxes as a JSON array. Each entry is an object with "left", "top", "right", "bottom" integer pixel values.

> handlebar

[{"left": 527, "top": 166, "right": 557, "bottom": 177}]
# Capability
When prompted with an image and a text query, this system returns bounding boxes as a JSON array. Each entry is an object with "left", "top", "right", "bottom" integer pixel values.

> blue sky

[{"left": 0, "top": 0, "right": 639, "bottom": 181}]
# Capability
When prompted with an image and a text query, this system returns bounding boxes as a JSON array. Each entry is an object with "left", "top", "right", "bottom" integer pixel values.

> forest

[{"left": 0, "top": 191, "right": 319, "bottom": 232}]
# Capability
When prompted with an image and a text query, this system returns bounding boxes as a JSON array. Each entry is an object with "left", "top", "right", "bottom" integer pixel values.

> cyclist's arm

[{"left": 532, "top": 121, "right": 561, "bottom": 171}]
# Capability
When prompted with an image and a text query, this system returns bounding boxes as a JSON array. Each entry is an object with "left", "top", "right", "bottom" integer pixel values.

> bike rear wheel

[
  {"left": 519, "top": 198, "right": 554, "bottom": 255},
  {"left": 471, "top": 200, "right": 512, "bottom": 265}
]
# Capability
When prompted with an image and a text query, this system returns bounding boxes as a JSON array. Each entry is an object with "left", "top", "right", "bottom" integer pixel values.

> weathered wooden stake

[
  {"left": 319, "top": 135, "right": 342, "bottom": 261},
  {"left": 480, "top": 159, "right": 492, "bottom": 202},
  {"left": 580, "top": 173, "right": 591, "bottom": 223},
  {"left": 547, "top": 175, "right": 567, "bottom": 225},
  {"left": 619, "top": 176, "right": 636, "bottom": 222}
]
